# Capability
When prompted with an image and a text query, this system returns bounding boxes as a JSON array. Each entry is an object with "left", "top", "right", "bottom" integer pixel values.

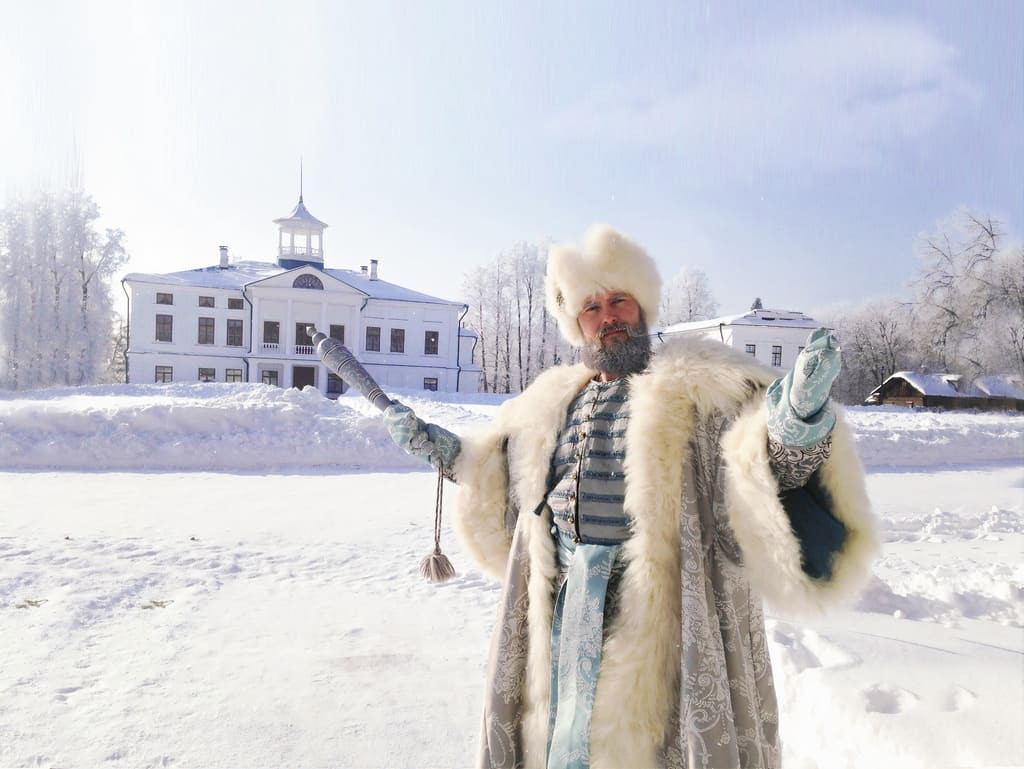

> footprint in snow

[
  {"left": 862, "top": 683, "right": 919, "bottom": 714},
  {"left": 769, "top": 624, "right": 860, "bottom": 673},
  {"left": 940, "top": 685, "right": 977, "bottom": 712}
]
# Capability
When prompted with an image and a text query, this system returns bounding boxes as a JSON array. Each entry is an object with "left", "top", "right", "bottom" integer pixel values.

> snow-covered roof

[
  {"left": 870, "top": 371, "right": 1024, "bottom": 401},
  {"left": 660, "top": 308, "right": 821, "bottom": 335},
  {"left": 273, "top": 197, "right": 328, "bottom": 228},
  {"left": 123, "top": 261, "right": 281, "bottom": 289},
  {"left": 970, "top": 375, "right": 1024, "bottom": 400},
  {"left": 322, "top": 268, "right": 463, "bottom": 305},
  {"left": 877, "top": 371, "right": 974, "bottom": 398},
  {"left": 123, "top": 261, "right": 463, "bottom": 306}
]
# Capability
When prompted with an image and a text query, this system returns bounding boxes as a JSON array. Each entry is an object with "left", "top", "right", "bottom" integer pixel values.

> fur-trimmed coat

[{"left": 451, "top": 337, "right": 879, "bottom": 769}]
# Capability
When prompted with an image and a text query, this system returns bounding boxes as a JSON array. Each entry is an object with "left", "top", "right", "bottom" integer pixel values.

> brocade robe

[{"left": 450, "top": 337, "right": 880, "bottom": 769}]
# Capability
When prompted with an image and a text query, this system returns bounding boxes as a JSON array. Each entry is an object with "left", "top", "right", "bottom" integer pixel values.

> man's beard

[{"left": 581, "top": 320, "right": 652, "bottom": 378}]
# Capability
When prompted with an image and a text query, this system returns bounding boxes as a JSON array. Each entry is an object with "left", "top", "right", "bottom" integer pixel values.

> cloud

[{"left": 545, "top": 13, "right": 981, "bottom": 180}]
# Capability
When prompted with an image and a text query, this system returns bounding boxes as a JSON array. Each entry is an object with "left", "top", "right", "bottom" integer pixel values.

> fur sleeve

[
  {"left": 720, "top": 399, "right": 880, "bottom": 615},
  {"left": 450, "top": 427, "right": 515, "bottom": 580}
]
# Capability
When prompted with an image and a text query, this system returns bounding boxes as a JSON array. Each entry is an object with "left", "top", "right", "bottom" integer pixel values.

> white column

[
  {"left": 319, "top": 300, "right": 328, "bottom": 394},
  {"left": 286, "top": 298, "right": 294, "bottom": 368}
]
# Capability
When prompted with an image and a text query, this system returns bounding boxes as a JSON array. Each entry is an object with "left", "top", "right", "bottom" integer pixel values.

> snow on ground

[{"left": 1, "top": 383, "right": 1022, "bottom": 768}]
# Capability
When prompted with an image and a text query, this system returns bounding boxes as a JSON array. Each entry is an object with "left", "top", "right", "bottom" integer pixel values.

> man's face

[
  {"left": 577, "top": 291, "right": 642, "bottom": 347},
  {"left": 577, "top": 290, "right": 651, "bottom": 379}
]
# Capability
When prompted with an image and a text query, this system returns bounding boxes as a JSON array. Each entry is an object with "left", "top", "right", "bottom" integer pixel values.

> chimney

[
  {"left": 370, "top": 259, "right": 379, "bottom": 281},
  {"left": 360, "top": 265, "right": 368, "bottom": 277},
  {"left": 219, "top": 245, "right": 229, "bottom": 269}
]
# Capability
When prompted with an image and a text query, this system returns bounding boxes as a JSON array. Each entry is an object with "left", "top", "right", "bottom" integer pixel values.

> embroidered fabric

[
  {"left": 547, "top": 542, "right": 621, "bottom": 768},
  {"left": 767, "top": 436, "right": 833, "bottom": 491},
  {"left": 765, "top": 329, "right": 841, "bottom": 447},
  {"left": 476, "top": 408, "right": 782, "bottom": 769}
]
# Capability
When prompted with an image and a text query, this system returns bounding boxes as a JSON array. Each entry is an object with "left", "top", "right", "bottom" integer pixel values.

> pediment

[{"left": 247, "top": 267, "right": 367, "bottom": 298}]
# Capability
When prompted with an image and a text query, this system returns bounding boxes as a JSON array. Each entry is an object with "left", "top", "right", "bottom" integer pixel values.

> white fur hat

[{"left": 544, "top": 224, "right": 662, "bottom": 347}]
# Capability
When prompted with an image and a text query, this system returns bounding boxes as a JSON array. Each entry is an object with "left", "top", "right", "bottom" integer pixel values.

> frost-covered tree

[
  {"left": 105, "top": 315, "right": 129, "bottom": 384},
  {"left": 820, "top": 210, "right": 1022, "bottom": 403},
  {"left": 821, "top": 298, "right": 918, "bottom": 403},
  {"left": 659, "top": 266, "right": 719, "bottom": 325},
  {"left": 462, "top": 240, "right": 572, "bottom": 393},
  {"left": 911, "top": 211, "right": 1008, "bottom": 378},
  {"left": 0, "top": 188, "right": 127, "bottom": 389}
]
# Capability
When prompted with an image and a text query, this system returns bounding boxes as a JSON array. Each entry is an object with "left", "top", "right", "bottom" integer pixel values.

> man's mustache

[{"left": 599, "top": 323, "right": 645, "bottom": 339}]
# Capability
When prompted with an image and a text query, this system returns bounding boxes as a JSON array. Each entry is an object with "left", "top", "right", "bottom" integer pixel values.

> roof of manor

[
  {"left": 123, "top": 261, "right": 463, "bottom": 306},
  {"left": 660, "top": 307, "right": 821, "bottom": 335}
]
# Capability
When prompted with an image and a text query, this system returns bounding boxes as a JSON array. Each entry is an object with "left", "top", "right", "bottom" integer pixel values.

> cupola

[{"left": 273, "top": 172, "right": 328, "bottom": 269}]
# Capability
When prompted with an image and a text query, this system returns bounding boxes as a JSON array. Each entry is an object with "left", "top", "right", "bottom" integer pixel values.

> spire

[{"left": 299, "top": 157, "right": 304, "bottom": 204}]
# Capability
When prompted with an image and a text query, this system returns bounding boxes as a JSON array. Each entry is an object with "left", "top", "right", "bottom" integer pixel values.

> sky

[{"left": 1, "top": 0, "right": 1021, "bottom": 317}]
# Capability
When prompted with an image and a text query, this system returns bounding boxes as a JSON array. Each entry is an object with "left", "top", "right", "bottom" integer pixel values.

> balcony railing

[
  {"left": 279, "top": 246, "right": 322, "bottom": 257},
  {"left": 263, "top": 342, "right": 280, "bottom": 351},
  {"left": 294, "top": 344, "right": 314, "bottom": 355}
]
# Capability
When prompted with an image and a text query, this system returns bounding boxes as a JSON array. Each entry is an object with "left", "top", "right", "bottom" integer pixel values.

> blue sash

[{"left": 546, "top": 539, "right": 621, "bottom": 769}]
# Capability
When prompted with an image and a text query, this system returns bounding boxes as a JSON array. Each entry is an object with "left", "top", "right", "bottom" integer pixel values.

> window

[
  {"left": 365, "top": 326, "right": 381, "bottom": 352},
  {"left": 771, "top": 345, "right": 782, "bottom": 367},
  {"left": 293, "top": 274, "right": 324, "bottom": 290},
  {"left": 390, "top": 328, "right": 405, "bottom": 353},
  {"left": 225, "top": 368, "right": 243, "bottom": 383},
  {"left": 154, "top": 365, "right": 173, "bottom": 382},
  {"left": 198, "top": 367, "right": 216, "bottom": 382},
  {"left": 198, "top": 296, "right": 215, "bottom": 308},
  {"left": 424, "top": 330, "right": 439, "bottom": 355},
  {"left": 327, "top": 373, "right": 345, "bottom": 394},
  {"left": 198, "top": 317, "right": 215, "bottom": 345},
  {"left": 155, "top": 314, "right": 173, "bottom": 342},
  {"left": 423, "top": 377, "right": 438, "bottom": 391},
  {"left": 262, "top": 370, "right": 279, "bottom": 386},
  {"left": 745, "top": 344, "right": 756, "bottom": 356},
  {"left": 228, "top": 297, "right": 244, "bottom": 310},
  {"left": 156, "top": 292, "right": 173, "bottom": 305},
  {"left": 263, "top": 321, "right": 280, "bottom": 345},
  {"left": 226, "top": 319, "right": 243, "bottom": 347},
  {"left": 329, "top": 324, "right": 345, "bottom": 344},
  {"left": 295, "top": 323, "right": 314, "bottom": 347}
]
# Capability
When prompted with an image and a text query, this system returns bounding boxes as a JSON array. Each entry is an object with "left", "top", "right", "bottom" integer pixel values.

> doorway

[{"left": 292, "top": 366, "right": 316, "bottom": 390}]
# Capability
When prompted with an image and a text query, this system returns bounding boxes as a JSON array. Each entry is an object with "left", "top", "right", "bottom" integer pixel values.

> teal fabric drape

[{"left": 546, "top": 538, "right": 622, "bottom": 769}]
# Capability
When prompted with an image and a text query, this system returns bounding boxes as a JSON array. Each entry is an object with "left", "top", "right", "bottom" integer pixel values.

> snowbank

[{"left": 1, "top": 383, "right": 1020, "bottom": 472}]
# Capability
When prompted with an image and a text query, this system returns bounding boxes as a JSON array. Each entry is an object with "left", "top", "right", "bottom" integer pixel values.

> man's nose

[{"left": 601, "top": 305, "right": 620, "bottom": 325}]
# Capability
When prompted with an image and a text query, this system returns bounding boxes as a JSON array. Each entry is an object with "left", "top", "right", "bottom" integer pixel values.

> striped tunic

[{"left": 546, "top": 376, "right": 632, "bottom": 546}]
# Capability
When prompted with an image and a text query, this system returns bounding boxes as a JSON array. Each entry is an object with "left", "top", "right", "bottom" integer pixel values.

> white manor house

[{"left": 123, "top": 195, "right": 481, "bottom": 394}]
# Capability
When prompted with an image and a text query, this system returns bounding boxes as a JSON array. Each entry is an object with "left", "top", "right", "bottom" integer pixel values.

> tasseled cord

[{"left": 420, "top": 463, "right": 456, "bottom": 583}]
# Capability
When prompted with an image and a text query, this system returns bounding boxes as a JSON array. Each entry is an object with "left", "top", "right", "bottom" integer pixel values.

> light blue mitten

[
  {"left": 766, "top": 328, "right": 842, "bottom": 446},
  {"left": 383, "top": 401, "right": 462, "bottom": 471}
]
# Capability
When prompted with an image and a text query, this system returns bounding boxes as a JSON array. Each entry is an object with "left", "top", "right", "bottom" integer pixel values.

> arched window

[{"left": 293, "top": 274, "right": 324, "bottom": 290}]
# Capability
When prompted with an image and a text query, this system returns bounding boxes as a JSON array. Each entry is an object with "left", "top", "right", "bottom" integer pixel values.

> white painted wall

[
  {"left": 660, "top": 320, "right": 817, "bottom": 372},
  {"left": 126, "top": 270, "right": 479, "bottom": 393}
]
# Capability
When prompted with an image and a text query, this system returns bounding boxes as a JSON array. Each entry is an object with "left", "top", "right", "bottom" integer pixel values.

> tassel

[{"left": 421, "top": 464, "right": 456, "bottom": 583}]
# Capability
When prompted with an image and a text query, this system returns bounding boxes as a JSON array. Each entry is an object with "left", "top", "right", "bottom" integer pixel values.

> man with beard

[{"left": 383, "top": 225, "right": 878, "bottom": 769}]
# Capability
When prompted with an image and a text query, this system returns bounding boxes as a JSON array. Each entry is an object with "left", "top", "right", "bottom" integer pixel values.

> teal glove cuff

[
  {"left": 383, "top": 401, "right": 461, "bottom": 472},
  {"left": 766, "top": 328, "right": 841, "bottom": 447}
]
